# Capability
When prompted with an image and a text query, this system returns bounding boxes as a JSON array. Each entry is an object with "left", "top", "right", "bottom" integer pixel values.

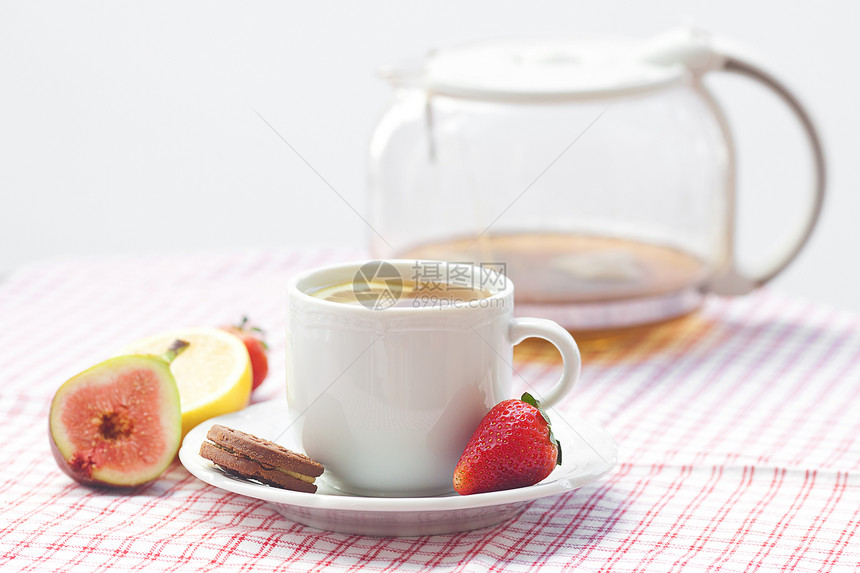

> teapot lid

[{"left": 422, "top": 36, "right": 687, "bottom": 101}]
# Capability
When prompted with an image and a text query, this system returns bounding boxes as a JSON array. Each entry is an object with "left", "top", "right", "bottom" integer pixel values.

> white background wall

[{"left": 2, "top": 1, "right": 858, "bottom": 310}]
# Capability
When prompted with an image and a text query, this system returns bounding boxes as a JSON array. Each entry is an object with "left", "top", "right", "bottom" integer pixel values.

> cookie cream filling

[{"left": 275, "top": 467, "right": 316, "bottom": 484}]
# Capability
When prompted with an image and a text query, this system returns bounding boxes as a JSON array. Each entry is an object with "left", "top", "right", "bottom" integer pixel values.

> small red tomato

[{"left": 221, "top": 317, "right": 269, "bottom": 391}]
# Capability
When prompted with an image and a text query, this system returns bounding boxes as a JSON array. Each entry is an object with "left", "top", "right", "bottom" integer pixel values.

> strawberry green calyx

[
  {"left": 236, "top": 316, "right": 269, "bottom": 350},
  {"left": 520, "top": 392, "right": 562, "bottom": 466}
]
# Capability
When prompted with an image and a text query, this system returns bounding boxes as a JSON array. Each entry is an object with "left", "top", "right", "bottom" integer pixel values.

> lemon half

[{"left": 118, "top": 327, "right": 252, "bottom": 437}]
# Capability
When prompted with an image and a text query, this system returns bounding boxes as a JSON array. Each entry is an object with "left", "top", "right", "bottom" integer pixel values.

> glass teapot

[{"left": 368, "top": 28, "right": 826, "bottom": 333}]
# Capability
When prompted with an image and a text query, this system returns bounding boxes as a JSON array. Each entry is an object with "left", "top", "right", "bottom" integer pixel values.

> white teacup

[{"left": 286, "top": 260, "right": 581, "bottom": 497}]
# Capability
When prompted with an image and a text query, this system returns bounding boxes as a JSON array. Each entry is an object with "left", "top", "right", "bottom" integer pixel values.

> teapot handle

[
  {"left": 638, "top": 29, "right": 827, "bottom": 294},
  {"left": 706, "top": 52, "right": 827, "bottom": 295}
]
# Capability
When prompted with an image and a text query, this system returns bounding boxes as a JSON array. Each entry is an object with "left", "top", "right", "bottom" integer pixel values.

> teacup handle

[{"left": 508, "top": 317, "right": 581, "bottom": 407}]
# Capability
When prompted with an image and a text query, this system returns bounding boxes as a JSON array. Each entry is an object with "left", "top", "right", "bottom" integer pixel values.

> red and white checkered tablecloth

[{"left": 1, "top": 247, "right": 858, "bottom": 571}]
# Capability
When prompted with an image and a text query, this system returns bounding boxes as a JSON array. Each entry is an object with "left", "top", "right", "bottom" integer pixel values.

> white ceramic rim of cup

[{"left": 289, "top": 259, "right": 514, "bottom": 315}]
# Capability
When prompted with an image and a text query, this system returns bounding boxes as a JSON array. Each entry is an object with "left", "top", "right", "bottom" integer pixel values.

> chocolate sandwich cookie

[{"left": 199, "top": 424, "right": 324, "bottom": 493}]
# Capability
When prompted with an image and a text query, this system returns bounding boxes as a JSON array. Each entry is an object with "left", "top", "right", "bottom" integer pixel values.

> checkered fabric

[{"left": 1, "top": 247, "right": 858, "bottom": 571}]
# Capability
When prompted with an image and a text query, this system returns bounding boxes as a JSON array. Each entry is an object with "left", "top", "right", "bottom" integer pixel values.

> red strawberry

[
  {"left": 220, "top": 317, "right": 269, "bottom": 391},
  {"left": 453, "top": 392, "right": 561, "bottom": 495}
]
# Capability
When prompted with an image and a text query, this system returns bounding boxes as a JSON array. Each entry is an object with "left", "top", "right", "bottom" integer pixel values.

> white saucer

[{"left": 179, "top": 400, "right": 617, "bottom": 536}]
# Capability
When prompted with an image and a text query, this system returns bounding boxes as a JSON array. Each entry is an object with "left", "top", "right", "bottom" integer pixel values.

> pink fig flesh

[{"left": 49, "top": 354, "right": 183, "bottom": 488}]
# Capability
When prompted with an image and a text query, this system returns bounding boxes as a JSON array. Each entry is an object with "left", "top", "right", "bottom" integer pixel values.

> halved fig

[{"left": 48, "top": 341, "right": 187, "bottom": 488}]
